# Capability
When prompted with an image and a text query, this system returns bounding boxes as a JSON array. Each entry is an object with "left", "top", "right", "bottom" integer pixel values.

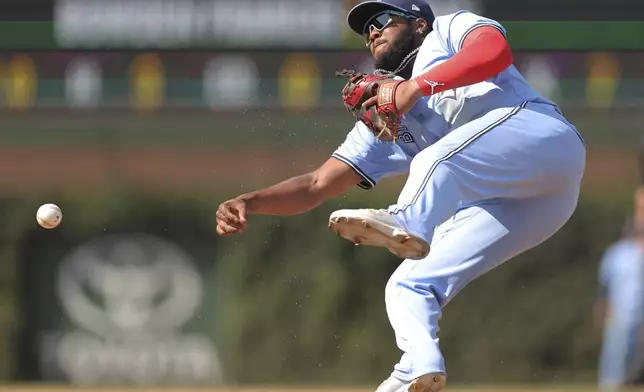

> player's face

[
  {"left": 366, "top": 15, "right": 418, "bottom": 73},
  {"left": 365, "top": 13, "right": 411, "bottom": 56}
]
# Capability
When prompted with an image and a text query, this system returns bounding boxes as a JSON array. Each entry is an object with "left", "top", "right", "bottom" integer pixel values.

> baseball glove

[{"left": 335, "top": 69, "right": 405, "bottom": 142}]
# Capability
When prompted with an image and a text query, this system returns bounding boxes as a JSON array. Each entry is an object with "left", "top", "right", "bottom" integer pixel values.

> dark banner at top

[
  {"left": 0, "top": 0, "right": 643, "bottom": 50},
  {"left": 0, "top": 0, "right": 52, "bottom": 21},
  {"left": 483, "top": 0, "right": 644, "bottom": 21},
  {"left": 3, "top": 0, "right": 644, "bottom": 22}
]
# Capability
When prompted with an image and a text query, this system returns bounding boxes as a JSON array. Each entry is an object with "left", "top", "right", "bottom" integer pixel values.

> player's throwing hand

[{"left": 216, "top": 198, "right": 248, "bottom": 236}]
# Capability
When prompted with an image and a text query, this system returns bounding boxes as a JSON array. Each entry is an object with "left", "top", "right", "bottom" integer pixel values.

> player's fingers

[
  {"left": 216, "top": 224, "right": 229, "bottom": 236},
  {"left": 234, "top": 201, "right": 248, "bottom": 223},
  {"left": 215, "top": 210, "right": 229, "bottom": 226},
  {"left": 216, "top": 213, "right": 245, "bottom": 232},
  {"left": 217, "top": 221, "right": 241, "bottom": 236},
  {"left": 217, "top": 225, "right": 242, "bottom": 236},
  {"left": 362, "top": 96, "right": 378, "bottom": 109},
  {"left": 218, "top": 206, "right": 240, "bottom": 224}
]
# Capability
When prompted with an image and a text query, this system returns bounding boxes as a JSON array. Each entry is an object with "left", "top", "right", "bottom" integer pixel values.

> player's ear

[{"left": 413, "top": 18, "right": 429, "bottom": 36}]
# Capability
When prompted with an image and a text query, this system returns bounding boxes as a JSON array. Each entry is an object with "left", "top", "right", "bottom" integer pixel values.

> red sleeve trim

[{"left": 413, "top": 25, "right": 513, "bottom": 96}]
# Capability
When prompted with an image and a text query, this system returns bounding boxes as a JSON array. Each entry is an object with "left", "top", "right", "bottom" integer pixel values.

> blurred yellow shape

[
  {"left": 278, "top": 53, "right": 321, "bottom": 111},
  {"left": 6, "top": 55, "right": 37, "bottom": 111},
  {"left": 0, "top": 60, "right": 4, "bottom": 105},
  {"left": 130, "top": 53, "right": 165, "bottom": 112},
  {"left": 586, "top": 52, "right": 620, "bottom": 110}
]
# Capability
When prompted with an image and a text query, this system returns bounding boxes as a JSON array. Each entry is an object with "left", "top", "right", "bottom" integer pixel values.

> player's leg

[
  {"left": 376, "top": 190, "right": 580, "bottom": 392},
  {"left": 329, "top": 102, "right": 585, "bottom": 260},
  {"left": 599, "top": 320, "right": 643, "bottom": 390}
]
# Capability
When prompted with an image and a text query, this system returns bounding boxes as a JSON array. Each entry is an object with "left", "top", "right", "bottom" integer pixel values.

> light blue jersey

[
  {"left": 598, "top": 239, "right": 644, "bottom": 389},
  {"left": 332, "top": 117, "right": 432, "bottom": 189},
  {"left": 334, "top": 10, "right": 574, "bottom": 190},
  {"left": 410, "top": 10, "right": 556, "bottom": 134},
  {"left": 332, "top": 10, "right": 586, "bottom": 383}
]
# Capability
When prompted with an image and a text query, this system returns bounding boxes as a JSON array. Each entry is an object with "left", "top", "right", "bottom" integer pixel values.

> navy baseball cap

[{"left": 347, "top": 0, "right": 435, "bottom": 35}]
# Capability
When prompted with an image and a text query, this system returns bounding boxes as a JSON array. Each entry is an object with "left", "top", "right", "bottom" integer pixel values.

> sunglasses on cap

[{"left": 363, "top": 10, "right": 417, "bottom": 47}]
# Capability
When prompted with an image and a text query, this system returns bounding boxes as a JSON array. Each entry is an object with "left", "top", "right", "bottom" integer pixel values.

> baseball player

[
  {"left": 216, "top": 1, "right": 587, "bottom": 391},
  {"left": 596, "top": 190, "right": 644, "bottom": 390}
]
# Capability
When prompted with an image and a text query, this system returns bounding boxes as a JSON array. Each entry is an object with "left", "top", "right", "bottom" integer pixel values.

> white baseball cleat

[
  {"left": 375, "top": 373, "right": 446, "bottom": 392},
  {"left": 328, "top": 208, "right": 430, "bottom": 260}
]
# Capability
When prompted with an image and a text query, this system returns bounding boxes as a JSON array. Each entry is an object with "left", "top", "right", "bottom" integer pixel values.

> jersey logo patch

[{"left": 397, "top": 132, "right": 414, "bottom": 144}]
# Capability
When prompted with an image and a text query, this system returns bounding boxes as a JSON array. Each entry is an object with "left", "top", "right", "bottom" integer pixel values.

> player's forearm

[
  {"left": 239, "top": 173, "right": 326, "bottom": 216},
  {"left": 412, "top": 26, "right": 513, "bottom": 96}
]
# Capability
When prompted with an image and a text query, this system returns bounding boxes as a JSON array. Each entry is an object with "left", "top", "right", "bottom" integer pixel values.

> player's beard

[{"left": 374, "top": 23, "right": 419, "bottom": 78}]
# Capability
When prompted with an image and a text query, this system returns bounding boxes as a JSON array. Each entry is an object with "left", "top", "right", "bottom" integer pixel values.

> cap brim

[{"left": 347, "top": 1, "right": 412, "bottom": 35}]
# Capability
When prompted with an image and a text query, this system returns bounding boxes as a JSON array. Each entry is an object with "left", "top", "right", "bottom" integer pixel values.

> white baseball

[{"left": 37, "top": 203, "right": 63, "bottom": 229}]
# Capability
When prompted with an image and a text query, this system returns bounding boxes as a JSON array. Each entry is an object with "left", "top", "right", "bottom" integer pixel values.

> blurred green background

[{"left": 0, "top": 0, "right": 643, "bottom": 389}]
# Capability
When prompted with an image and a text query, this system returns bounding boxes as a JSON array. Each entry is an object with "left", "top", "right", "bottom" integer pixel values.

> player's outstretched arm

[{"left": 216, "top": 157, "right": 361, "bottom": 236}]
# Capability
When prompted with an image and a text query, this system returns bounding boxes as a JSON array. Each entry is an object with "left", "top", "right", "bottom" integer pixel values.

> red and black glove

[{"left": 336, "top": 70, "right": 405, "bottom": 142}]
